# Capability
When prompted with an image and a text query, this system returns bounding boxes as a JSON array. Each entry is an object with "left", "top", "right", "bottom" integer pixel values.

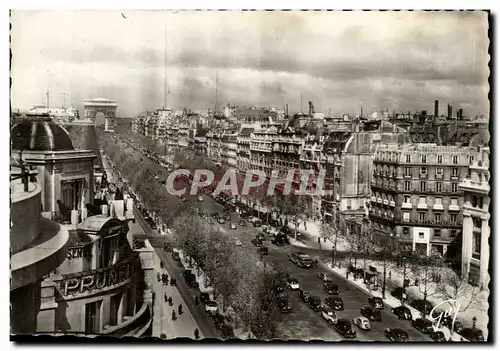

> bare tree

[
  {"left": 373, "top": 244, "right": 398, "bottom": 299},
  {"left": 171, "top": 212, "right": 207, "bottom": 267},
  {"left": 438, "top": 269, "right": 482, "bottom": 312},
  {"left": 411, "top": 255, "right": 445, "bottom": 316}
]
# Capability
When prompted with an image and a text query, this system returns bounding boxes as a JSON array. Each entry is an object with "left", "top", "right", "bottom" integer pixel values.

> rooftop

[{"left": 11, "top": 118, "right": 75, "bottom": 151}]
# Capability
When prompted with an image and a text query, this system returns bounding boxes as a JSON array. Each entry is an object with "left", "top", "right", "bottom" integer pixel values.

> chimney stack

[
  {"left": 447, "top": 104, "right": 452, "bottom": 119},
  {"left": 434, "top": 100, "right": 439, "bottom": 117},
  {"left": 285, "top": 104, "right": 288, "bottom": 117}
]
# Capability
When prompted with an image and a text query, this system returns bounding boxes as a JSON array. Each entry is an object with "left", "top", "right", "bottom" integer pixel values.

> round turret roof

[{"left": 11, "top": 118, "right": 74, "bottom": 151}]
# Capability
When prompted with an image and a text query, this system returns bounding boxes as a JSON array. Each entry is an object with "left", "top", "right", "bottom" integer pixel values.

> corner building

[{"left": 370, "top": 143, "right": 473, "bottom": 257}]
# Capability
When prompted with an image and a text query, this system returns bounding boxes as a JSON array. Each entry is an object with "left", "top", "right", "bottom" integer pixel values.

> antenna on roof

[
  {"left": 215, "top": 71, "right": 219, "bottom": 116},
  {"left": 163, "top": 10, "right": 168, "bottom": 110}
]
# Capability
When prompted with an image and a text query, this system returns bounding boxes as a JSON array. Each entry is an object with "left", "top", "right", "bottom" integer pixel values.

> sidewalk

[
  {"left": 285, "top": 220, "right": 350, "bottom": 252},
  {"left": 325, "top": 259, "right": 488, "bottom": 342}
]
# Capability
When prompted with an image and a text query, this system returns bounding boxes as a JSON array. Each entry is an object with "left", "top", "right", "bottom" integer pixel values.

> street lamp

[
  {"left": 331, "top": 245, "right": 336, "bottom": 266},
  {"left": 472, "top": 316, "right": 477, "bottom": 332},
  {"left": 401, "top": 256, "right": 407, "bottom": 304}
]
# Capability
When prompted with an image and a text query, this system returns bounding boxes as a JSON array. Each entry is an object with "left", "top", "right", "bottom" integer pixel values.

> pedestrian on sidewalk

[
  {"left": 157, "top": 272, "right": 161, "bottom": 282},
  {"left": 194, "top": 328, "right": 200, "bottom": 339},
  {"left": 172, "top": 310, "right": 177, "bottom": 321},
  {"left": 304, "top": 221, "right": 307, "bottom": 231},
  {"left": 389, "top": 271, "right": 392, "bottom": 280},
  {"left": 164, "top": 293, "right": 168, "bottom": 303},
  {"left": 168, "top": 296, "right": 173, "bottom": 306},
  {"left": 178, "top": 304, "right": 183, "bottom": 315}
]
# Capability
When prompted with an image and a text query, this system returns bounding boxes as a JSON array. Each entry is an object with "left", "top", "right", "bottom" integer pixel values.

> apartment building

[
  {"left": 250, "top": 126, "right": 277, "bottom": 179},
  {"left": 370, "top": 143, "right": 473, "bottom": 257},
  {"left": 460, "top": 147, "right": 490, "bottom": 288},
  {"left": 237, "top": 128, "right": 254, "bottom": 170}
]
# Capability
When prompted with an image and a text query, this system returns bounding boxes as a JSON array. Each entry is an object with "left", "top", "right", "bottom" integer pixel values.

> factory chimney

[
  {"left": 434, "top": 100, "right": 439, "bottom": 117},
  {"left": 308, "top": 101, "right": 314, "bottom": 117},
  {"left": 447, "top": 104, "right": 452, "bottom": 119},
  {"left": 285, "top": 104, "right": 289, "bottom": 117}
]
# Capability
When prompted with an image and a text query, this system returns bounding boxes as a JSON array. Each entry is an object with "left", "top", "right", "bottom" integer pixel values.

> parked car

[
  {"left": 205, "top": 301, "right": 218, "bottom": 315},
  {"left": 353, "top": 316, "right": 371, "bottom": 330},
  {"left": 391, "top": 287, "right": 407, "bottom": 301},
  {"left": 234, "top": 238, "right": 242, "bottom": 246},
  {"left": 411, "top": 299, "right": 434, "bottom": 315},
  {"left": 220, "top": 324, "right": 234, "bottom": 340},
  {"left": 459, "top": 328, "right": 485, "bottom": 342},
  {"left": 217, "top": 217, "right": 225, "bottom": 224},
  {"left": 385, "top": 328, "right": 409, "bottom": 342},
  {"left": 360, "top": 306, "right": 382, "bottom": 321},
  {"left": 438, "top": 315, "right": 464, "bottom": 333},
  {"left": 200, "top": 292, "right": 210, "bottom": 304},
  {"left": 430, "top": 331, "right": 448, "bottom": 342},
  {"left": 286, "top": 278, "right": 300, "bottom": 290},
  {"left": 251, "top": 238, "right": 263, "bottom": 247},
  {"left": 271, "top": 235, "right": 289, "bottom": 246},
  {"left": 325, "top": 296, "right": 344, "bottom": 310},
  {"left": 317, "top": 272, "right": 333, "bottom": 282},
  {"left": 298, "top": 289, "right": 311, "bottom": 302},
  {"left": 266, "top": 226, "right": 279, "bottom": 237},
  {"left": 258, "top": 246, "right": 269, "bottom": 255},
  {"left": 275, "top": 285, "right": 289, "bottom": 299},
  {"left": 391, "top": 306, "right": 412, "bottom": 320},
  {"left": 321, "top": 307, "right": 338, "bottom": 324},
  {"left": 324, "top": 282, "right": 339, "bottom": 295},
  {"left": 252, "top": 218, "right": 262, "bottom": 227},
  {"left": 412, "top": 318, "right": 434, "bottom": 333},
  {"left": 368, "top": 297, "right": 384, "bottom": 310},
  {"left": 229, "top": 222, "right": 237, "bottom": 230},
  {"left": 307, "top": 296, "right": 323, "bottom": 312},
  {"left": 197, "top": 195, "right": 204, "bottom": 202},
  {"left": 335, "top": 319, "right": 356, "bottom": 338},
  {"left": 186, "top": 278, "right": 199, "bottom": 288},
  {"left": 238, "top": 219, "right": 246, "bottom": 226},
  {"left": 172, "top": 251, "right": 181, "bottom": 261},
  {"left": 277, "top": 298, "right": 292, "bottom": 313},
  {"left": 223, "top": 214, "right": 231, "bottom": 221},
  {"left": 256, "top": 233, "right": 265, "bottom": 241}
]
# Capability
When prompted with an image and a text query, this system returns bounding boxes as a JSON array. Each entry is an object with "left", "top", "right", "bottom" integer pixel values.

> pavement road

[{"left": 113, "top": 134, "right": 433, "bottom": 342}]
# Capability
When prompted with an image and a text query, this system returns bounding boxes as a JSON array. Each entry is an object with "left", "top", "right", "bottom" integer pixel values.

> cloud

[{"left": 10, "top": 10, "right": 489, "bottom": 117}]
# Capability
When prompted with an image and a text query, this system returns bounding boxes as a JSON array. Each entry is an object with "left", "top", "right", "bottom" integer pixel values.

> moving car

[
  {"left": 251, "top": 238, "right": 263, "bottom": 247},
  {"left": 321, "top": 307, "right": 338, "bottom": 324},
  {"left": 238, "top": 219, "right": 246, "bottom": 227},
  {"left": 334, "top": 319, "right": 356, "bottom": 338},
  {"left": 277, "top": 298, "right": 292, "bottom": 313},
  {"left": 200, "top": 292, "right": 210, "bottom": 304},
  {"left": 271, "top": 235, "right": 289, "bottom": 246},
  {"left": 430, "top": 331, "right": 448, "bottom": 342},
  {"left": 197, "top": 195, "right": 204, "bottom": 202},
  {"left": 361, "top": 306, "right": 382, "bottom": 321},
  {"left": 412, "top": 318, "right": 434, "bottom": 333},
  {"left": 217, "top": 217, "right": 225, "bottom": 224},
  {"left": 286, "top": 278, "right": 300, "bottom": 290},
  {"left": 229, "top": 222, "right": 237, "bottom": 230},
  {"left": 258, "top": 246, "right": 269, "bottom": 255},
  {"left": 252, "top": 218, "right": 262, "bottom": 227},
  {"left": 223, "top": 213, "right": 231, "bottom": 221},
  {"left": 324, "top": 283, "right": 339, "bottom": 295},
  {"left": 459, "top": 328, "right": 485, "bottom": 342},
  {"left": 256, "top": 233, "right": 265, "bottom": 241},
  {"left": 265, "top": 226, "right": 279, "bottom": 237},
  {"left": 325, "top": 296, "right": 344, "bottom": 310},
  {"left": 307, "top": 296, "right": 323, "bottom": 312},
  {"left": 368, "top": 297, "right": 384, "bottom": 310},
  {"left": 234, "top": 238, "right": 242, "bottom": 246},
  {"left": 353, "top": 316, "right": 371, "bottom": 330},
  {"left": 289, "top": 252, "right": 313, "bottom": 268},
  {"left": 172, "top": 251, "right": 181, "bottom": 261},
  {"left": 298, "top": 289, "right": 311, "bottom": 302},
  {"left": 317, "top": 272, "right": 333, "bottom": 282},
  {"left": 391, "top": 306, "right": 412, "bottom": 320},
  {"left": 205, "top": 301, "right": 218, "bottom": 315},
  {"left": 385, "top": 328, "right": 409, "bottom": 342}
]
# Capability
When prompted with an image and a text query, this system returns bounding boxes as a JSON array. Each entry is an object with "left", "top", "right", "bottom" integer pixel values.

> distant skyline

[{"left": 11, "top": 10, "right": 489, "bottom": 117}]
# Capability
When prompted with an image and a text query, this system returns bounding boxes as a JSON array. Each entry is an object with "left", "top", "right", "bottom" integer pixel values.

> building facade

[
  {"left": 370, "top": 144, "right": 473, "bottom": 257},
  {"left": 460, "top": 147, "right": 490, "bottom": 288}
]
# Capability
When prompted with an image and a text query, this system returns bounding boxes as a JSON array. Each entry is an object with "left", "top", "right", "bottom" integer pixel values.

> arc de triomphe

[{"left": 83, "top": 98, "right": 117, "bottom": 132}]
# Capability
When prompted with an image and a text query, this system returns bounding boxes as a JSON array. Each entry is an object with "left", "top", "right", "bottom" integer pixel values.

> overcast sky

[{"left": 11, "top": 10, "right": 489, "bottom": 117}]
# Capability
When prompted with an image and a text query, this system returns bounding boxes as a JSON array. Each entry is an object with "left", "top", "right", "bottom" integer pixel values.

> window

[
  {"left": 450, "top": 198, "right": 458, "bottom": 206},
  {"left": 347, "top": 199, "right": 352, "bottom": 209},
  {"left": 420, "top": 167, "right": 427, "bottom": 175},
  {"left": 403, "top": 227, "right": 410, "bottom": 235},
  {"left": 420, "top": 181, "right": 426, "bottom": 191},
  {"left": 450, "top": 230, "right": 457, "bottom": 237},
  {"left": 419, "top": 212, "right": 426, "bottom": 221},
  {"left": 452, "top": 168, "right": 459, "bottom": 177},
  {"left": 437, "top": 155, "right": 443, "bottom": 164},
  {"left": 404, "top": 167, "right": 411, "bottom": 176},
  {"left": 85, "top": 301, "right": 102, "bottom": 334},
  {"left": 404, "top": 195, "right": 411, "bottom": 204},
  {"left": 436, "top": 168, "right": 443, "bottom": 175},
  {"left": 419, "top": 232, "right": 425, "bottom": 239},
  {"left": 421, "top": 155, "right": 427, "bottom": 163},
  {"left": 419, "top": 196, "right": 426, "bottom": 205},
  {"left": 450, "top": 214, "right": 457, "bottom": 223},
  {"left": 434, "top": 229, "right": 441, "bottom": 237},
  {"left": 434, "top": 213, "right": 441, "bottom": 221},
  {"left": 404, "top": 181, "right": 411, "bottom": 191},
  {"left": 436, "top": 182, "right": 443, "bottom": 192},
  {"left": 469, "top": 155, "right": 475, "bottom": 165},
  {"left": 435, "top": 197, "right": 442, "bottom": 206},
  {"left": 472, "top": 232, "right": 481, "bottom": 259},
  {"left": 403, "top": 212, "right": 410, "bottom": 221},
  {"left": 453, "top": 155, "right": 458, "bottom": 164},
  {"left": 406, "top": 154, "right": 411, "bottom": 163},
  {"left": 451, "top": 183, "right": 458, "bottom": 192}
]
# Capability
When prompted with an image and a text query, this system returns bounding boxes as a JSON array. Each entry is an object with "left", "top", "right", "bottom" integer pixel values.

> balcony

[
  {"left": 417, "top": 203, "right": 428, "bottom": 210},
  {"left": 435, "top": 173, "right": 444, "bottom": 179},
  {"left": 460, "top": 178, "right": 490, "bottom": 194},
  {"left": 433, "top": 203, "right": 444, "bottom": 210},
  {"left": 419, "top": 173, "right": 428, "bottom": 179},
  {"left": 451, "top": 175, "right": 459, "bottom": 180},
  {"left": 403, "top": 173, "right": 412, "bottom": 178},
  {"left": 448, "top": 204, "right": 460, "bottom": 211},
  {"left": 401, "top": 202, "right": 412, "bottom": 209},
  {"left": 371, "top": 196, "right": 377, "bottom": 202},
  {"left": 389, "top": 200, "right": 395, "bottom": 207},
  {"left": 383, "top": 199, "right": 389, "bottom": 206},
  {"left": 377, "top": 198, "right": 383, "bottom": 203}
]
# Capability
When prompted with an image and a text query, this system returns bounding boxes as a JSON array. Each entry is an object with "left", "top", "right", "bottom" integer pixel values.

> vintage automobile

[{"left": 352, "top": 316, "right": 371, "bottom": 330}]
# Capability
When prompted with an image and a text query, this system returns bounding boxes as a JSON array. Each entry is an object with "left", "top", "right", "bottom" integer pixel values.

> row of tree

[{"left": 100, "top": 132, "right": 287, "bottom": 339}]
